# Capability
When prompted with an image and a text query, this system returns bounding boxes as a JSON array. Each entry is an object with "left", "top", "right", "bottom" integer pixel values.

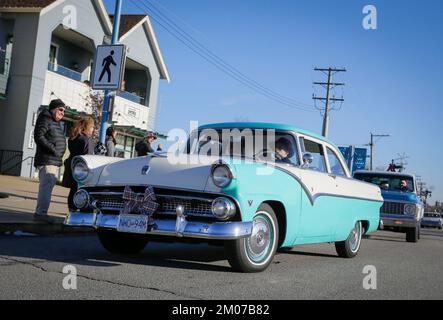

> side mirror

[
  {"left": 380, "top": 183, "right": 389, "bottom": 190},
  {"left": 302, "top": 153, "right": 314, "bottom": 168}
]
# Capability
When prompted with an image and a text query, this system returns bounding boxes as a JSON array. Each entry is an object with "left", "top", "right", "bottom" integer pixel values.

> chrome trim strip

[
  {"left": 64, "top": 212, "right": 253, "bottom": 240},
  {"left": 272, "top": 165, "right": 382, "bottom": 205}
]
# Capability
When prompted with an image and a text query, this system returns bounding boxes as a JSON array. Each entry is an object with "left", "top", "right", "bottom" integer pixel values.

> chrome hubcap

[
  {"left": 349, "top": 222, "right": 361, "bottom": 252},
  {"left": 246, "top": 214, "right": 273, "bottom": 263}
]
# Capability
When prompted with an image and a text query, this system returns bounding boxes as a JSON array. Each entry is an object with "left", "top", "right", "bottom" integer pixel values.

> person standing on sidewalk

[
  {"left": 33, "top": 99, "right": 67, "bottom": 222},
  {"left": 62, "top": 117, "right": 95, "bottom": 211},
  {"left": 105, "top": 126, "right": 117, "bottom": 157}
]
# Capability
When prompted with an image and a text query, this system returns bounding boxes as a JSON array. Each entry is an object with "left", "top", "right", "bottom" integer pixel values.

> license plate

[{"left": 117, "top": 214, "right": 148, "bottom": 234}]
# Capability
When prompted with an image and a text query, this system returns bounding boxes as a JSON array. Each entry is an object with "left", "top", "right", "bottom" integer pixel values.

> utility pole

[
  {"left": 394, "top": 153, "right": 409, "bottom": 173},
  {"left": 313, "top": 67, "right": 346, "bottom": 137},
  {"left": 368, "top": 133, "right": 390, "bottom": 171},
  {"left": 99, "top": 0, "right": 123, "bottom": 144}
]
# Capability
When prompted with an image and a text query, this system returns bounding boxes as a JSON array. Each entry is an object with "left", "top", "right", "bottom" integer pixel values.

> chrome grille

[
  {"left": 159, "top": 197, "right": 213, "bottom": 216},
  {"left": 89, "top": 192, "right": 214, "bottom": 217},
  {"left": 381, "top": 202, "right": 405, "bottom": 215}
]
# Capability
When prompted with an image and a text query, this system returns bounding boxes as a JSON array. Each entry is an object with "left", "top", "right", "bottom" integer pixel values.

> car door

[
  {"left": 298, "top": 136, "right": 337, "bottom": 239},
  {"left": 323, "top": 146, "right": 352, "bottom": 236}
]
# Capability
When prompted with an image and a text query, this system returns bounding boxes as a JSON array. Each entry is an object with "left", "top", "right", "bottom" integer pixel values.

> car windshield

[
  {"left": 186, "top": 128, "right": 299, "bottom": 165},
  {"left": 354, "top": 173, "right": 415, "bottom": 193}
]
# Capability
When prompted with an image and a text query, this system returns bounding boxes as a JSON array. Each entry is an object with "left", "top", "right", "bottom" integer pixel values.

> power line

[
  {"left": 130, "top": 0, "right": 316, "bottom": 113},
  {"left": 143, "top": 0, "right": 314, "bottom": 108}
]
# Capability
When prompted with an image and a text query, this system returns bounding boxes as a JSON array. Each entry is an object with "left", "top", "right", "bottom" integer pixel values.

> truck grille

[
  {"left": 381, "top": 202, "right": 405, "bottom": 215},
  {"left": 89, "top": 192, "right": 214, "bottom": 217}
]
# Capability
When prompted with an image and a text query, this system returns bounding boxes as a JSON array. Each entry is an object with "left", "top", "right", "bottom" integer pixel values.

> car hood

[
  {"left": 97, "top": 154, "right": 222, "bottom": 192},
  {"left": 381, "top": 190, "right": 420, "bottom": 203}
]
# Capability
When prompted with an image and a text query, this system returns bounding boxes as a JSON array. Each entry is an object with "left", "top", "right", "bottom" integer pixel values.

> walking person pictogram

[{"left": 98, "top": 50, "right": 117, "bottom": 83}]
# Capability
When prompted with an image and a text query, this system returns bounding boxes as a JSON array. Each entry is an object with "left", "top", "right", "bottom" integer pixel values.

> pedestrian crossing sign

[{"left": 92, "top": 44, "right": 126, "bottom": 90}]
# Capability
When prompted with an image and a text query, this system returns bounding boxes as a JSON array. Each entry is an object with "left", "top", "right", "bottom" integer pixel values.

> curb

[{"left": 0, "top": 222, "right": 94, "bottom": 236}]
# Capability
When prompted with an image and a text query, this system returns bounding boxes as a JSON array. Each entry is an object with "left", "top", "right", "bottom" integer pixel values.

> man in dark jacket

[
  {"left": 135, "top": 132, "right": 157, "bottom": 157},
  {"left": 34, "top": 99, "right": 67, "bottom": 222}
]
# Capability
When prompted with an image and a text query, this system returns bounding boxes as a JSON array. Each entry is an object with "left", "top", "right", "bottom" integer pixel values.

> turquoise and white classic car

[{"left": 65, "top": 123, "right": 383, "bottom": 272}]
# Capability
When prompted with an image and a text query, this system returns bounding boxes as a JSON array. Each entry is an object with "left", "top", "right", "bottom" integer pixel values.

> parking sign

[{"left": 92, "top": 44, "right": 126, "bottom": 90}]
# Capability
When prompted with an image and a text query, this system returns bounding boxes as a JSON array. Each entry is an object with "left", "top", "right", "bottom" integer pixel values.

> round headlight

[
  {"left": 73, "top": 159, "right": 89, "bottom": 182},
  {"left": 73, "top": 189, "right": 90, "bottom": 209},
  {"left": 211, "top": 165, "right": 233, "bottom": 188},
  {"left": 404, "top": 204, "right": 416, "bottom": 215},
  {"left": 212, "top": 197, "right": 236, "bottom": 220}
]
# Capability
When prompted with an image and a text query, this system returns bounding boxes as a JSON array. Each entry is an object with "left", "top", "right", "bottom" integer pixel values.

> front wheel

[
  {"left": 406, "top": 226, "right": 419, "bottom": 243},
  {"left": 335, "top": 221, "right": 363, "bottom": 258},
  {"left": 97, "top": 229, "right": 149, "bottom": 254},
  {"left": 225, "top": 204, "right": 279, "bottom": 273}
]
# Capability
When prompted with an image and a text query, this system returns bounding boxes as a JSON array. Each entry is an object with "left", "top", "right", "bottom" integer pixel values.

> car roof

[
  {"left": 198, "top": 122, "right": 337, "bottom": 147},
  {"left": 354, "top": 170, "right": 415, "bottom": 179}
]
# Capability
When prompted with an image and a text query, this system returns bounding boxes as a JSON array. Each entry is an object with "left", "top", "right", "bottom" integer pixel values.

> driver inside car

[{"left": 275, "top": 138, "right": 294, "bottom": 165}]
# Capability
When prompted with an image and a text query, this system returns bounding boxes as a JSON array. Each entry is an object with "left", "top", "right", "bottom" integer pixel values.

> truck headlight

[
  {"left": 73, "top": 189, "right": 90, "bottom": 209},
  {"left": 212, "top": 197, "right": 236, "bottom": 220},
  {"left": 72, "top": 158, "right": 90, "bottom": 182},
  {"left": 211, "top": 164, "right": 233, "bottom": 188},
  {"left": 404, "top": 204, "right": 416, "bottom": 215}
]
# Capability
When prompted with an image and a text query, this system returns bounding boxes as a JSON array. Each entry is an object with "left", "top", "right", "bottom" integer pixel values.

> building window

[
  {"left": 116, "top": 134, "right": 135, "bottom": 159},
  {"left": 49, "top": 44, "right": 59, "bottom": 65}
]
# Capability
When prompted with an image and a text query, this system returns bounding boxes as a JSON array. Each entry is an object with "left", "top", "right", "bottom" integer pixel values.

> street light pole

[{"left": 99, "top": 0, "right": 123, "bottom": 145}]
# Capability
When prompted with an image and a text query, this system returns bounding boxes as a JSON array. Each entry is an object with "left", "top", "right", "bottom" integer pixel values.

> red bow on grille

[{"left": 122, "top": 186, "right": 159, "bottom": 220}]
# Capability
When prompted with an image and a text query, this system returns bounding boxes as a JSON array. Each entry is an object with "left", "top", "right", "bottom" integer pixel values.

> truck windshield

[{"left": 354, "top": 173, "right": 415, "bottom": 193}]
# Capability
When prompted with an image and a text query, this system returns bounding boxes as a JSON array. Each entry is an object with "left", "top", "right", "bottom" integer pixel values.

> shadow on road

[
  {"left": 13, "top": 189, "right": 68, "bottom": 199},
  {"left": 365, "top": 229, "right": 443, "bottom": 242},
  {"left": 0, "top": 192, "right": 67, "bottom": 205},
  {"left": 0, "top": 234, "right": 233, "bottom": 273},
  {"left": 277, "top": 249, "right": 338, "bottom": 259}
]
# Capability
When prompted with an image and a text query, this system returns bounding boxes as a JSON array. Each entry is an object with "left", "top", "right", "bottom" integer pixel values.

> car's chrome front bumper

[
  {"left": 64, "top": 212, "right": 253, "bottom": 240},
  {"left": 380, "top": 213, "right": 419, "bottom": 229}
]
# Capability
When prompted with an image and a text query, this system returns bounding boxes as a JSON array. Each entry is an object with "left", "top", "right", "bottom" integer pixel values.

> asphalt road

[{"left": 0, "top": 229, "right": 442, "bottom": 300}]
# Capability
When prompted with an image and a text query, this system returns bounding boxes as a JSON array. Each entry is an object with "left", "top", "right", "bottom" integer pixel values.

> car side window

[
  {"left": 326, "top": 147, "right": 346, "bottom": 177},
  {"left": 300, "top": 137, "right": 327, "bottom": 173}
]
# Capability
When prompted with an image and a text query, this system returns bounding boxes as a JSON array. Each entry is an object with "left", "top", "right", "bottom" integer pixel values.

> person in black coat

[
  {"left": 62, "top": 117, "right": 95, "bottom": 211},
  {"left": 135, "top": 132, "right": 157, "bottom": 157},
  {"left": 34, "top": 99, "right": 67, "bottom": 222}
]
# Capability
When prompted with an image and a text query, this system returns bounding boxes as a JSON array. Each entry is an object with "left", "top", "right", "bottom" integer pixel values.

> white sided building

[{"left": 0, "top": 0, "right": 169, "bottom": 177}]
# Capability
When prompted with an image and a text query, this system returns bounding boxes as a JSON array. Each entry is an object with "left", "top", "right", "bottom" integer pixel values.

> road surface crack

[{"left": 0, "top": 256, "right": 202, "bottom": 300}]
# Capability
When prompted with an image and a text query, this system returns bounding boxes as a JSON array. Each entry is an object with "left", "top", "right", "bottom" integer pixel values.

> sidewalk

[{"left": 0, "top": 175, "right": 91, "bottom": 235}]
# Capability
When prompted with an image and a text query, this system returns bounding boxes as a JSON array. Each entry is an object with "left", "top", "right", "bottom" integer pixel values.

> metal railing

[
  {"left": 48, "top": 62, "right": 82, "bottom": 82},
  {"left": 0, "top": 150, "right": 24, "bottom": 177},
  {"left": 0, "top": 48, "right": 6, "bottom": 75},
  {"left": 117, "top": 90, "right": 145, "bottom": 105}
]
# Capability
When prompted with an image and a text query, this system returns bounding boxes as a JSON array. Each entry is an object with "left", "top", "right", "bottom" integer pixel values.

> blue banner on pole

[
  {"left": 339, "top": 147, "right": 352, "bottom": 169},
  {"left": 339, "top": 146, "right": 368, "bottom": 173},
  {"left": 352, "top": 148, "right": 367, "bottom": 172}
]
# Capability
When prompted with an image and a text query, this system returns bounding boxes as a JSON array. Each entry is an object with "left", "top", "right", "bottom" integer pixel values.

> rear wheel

[
  {"left": 335, "top": 221, "right": 363, "bottom": 258},
  {"left": 406, "top": 226, "right": 419, "bottom": 243},
  {"left": 97, "top": 229, "right": 149, "bottom": 254},
  {"left": 225, "top": 204, "right": 279, "bottom": 273}
]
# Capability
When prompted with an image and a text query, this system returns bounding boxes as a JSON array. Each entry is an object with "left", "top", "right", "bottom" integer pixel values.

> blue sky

[{"left": 104, "top": 0, "right": 443, "bottom": 202}]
